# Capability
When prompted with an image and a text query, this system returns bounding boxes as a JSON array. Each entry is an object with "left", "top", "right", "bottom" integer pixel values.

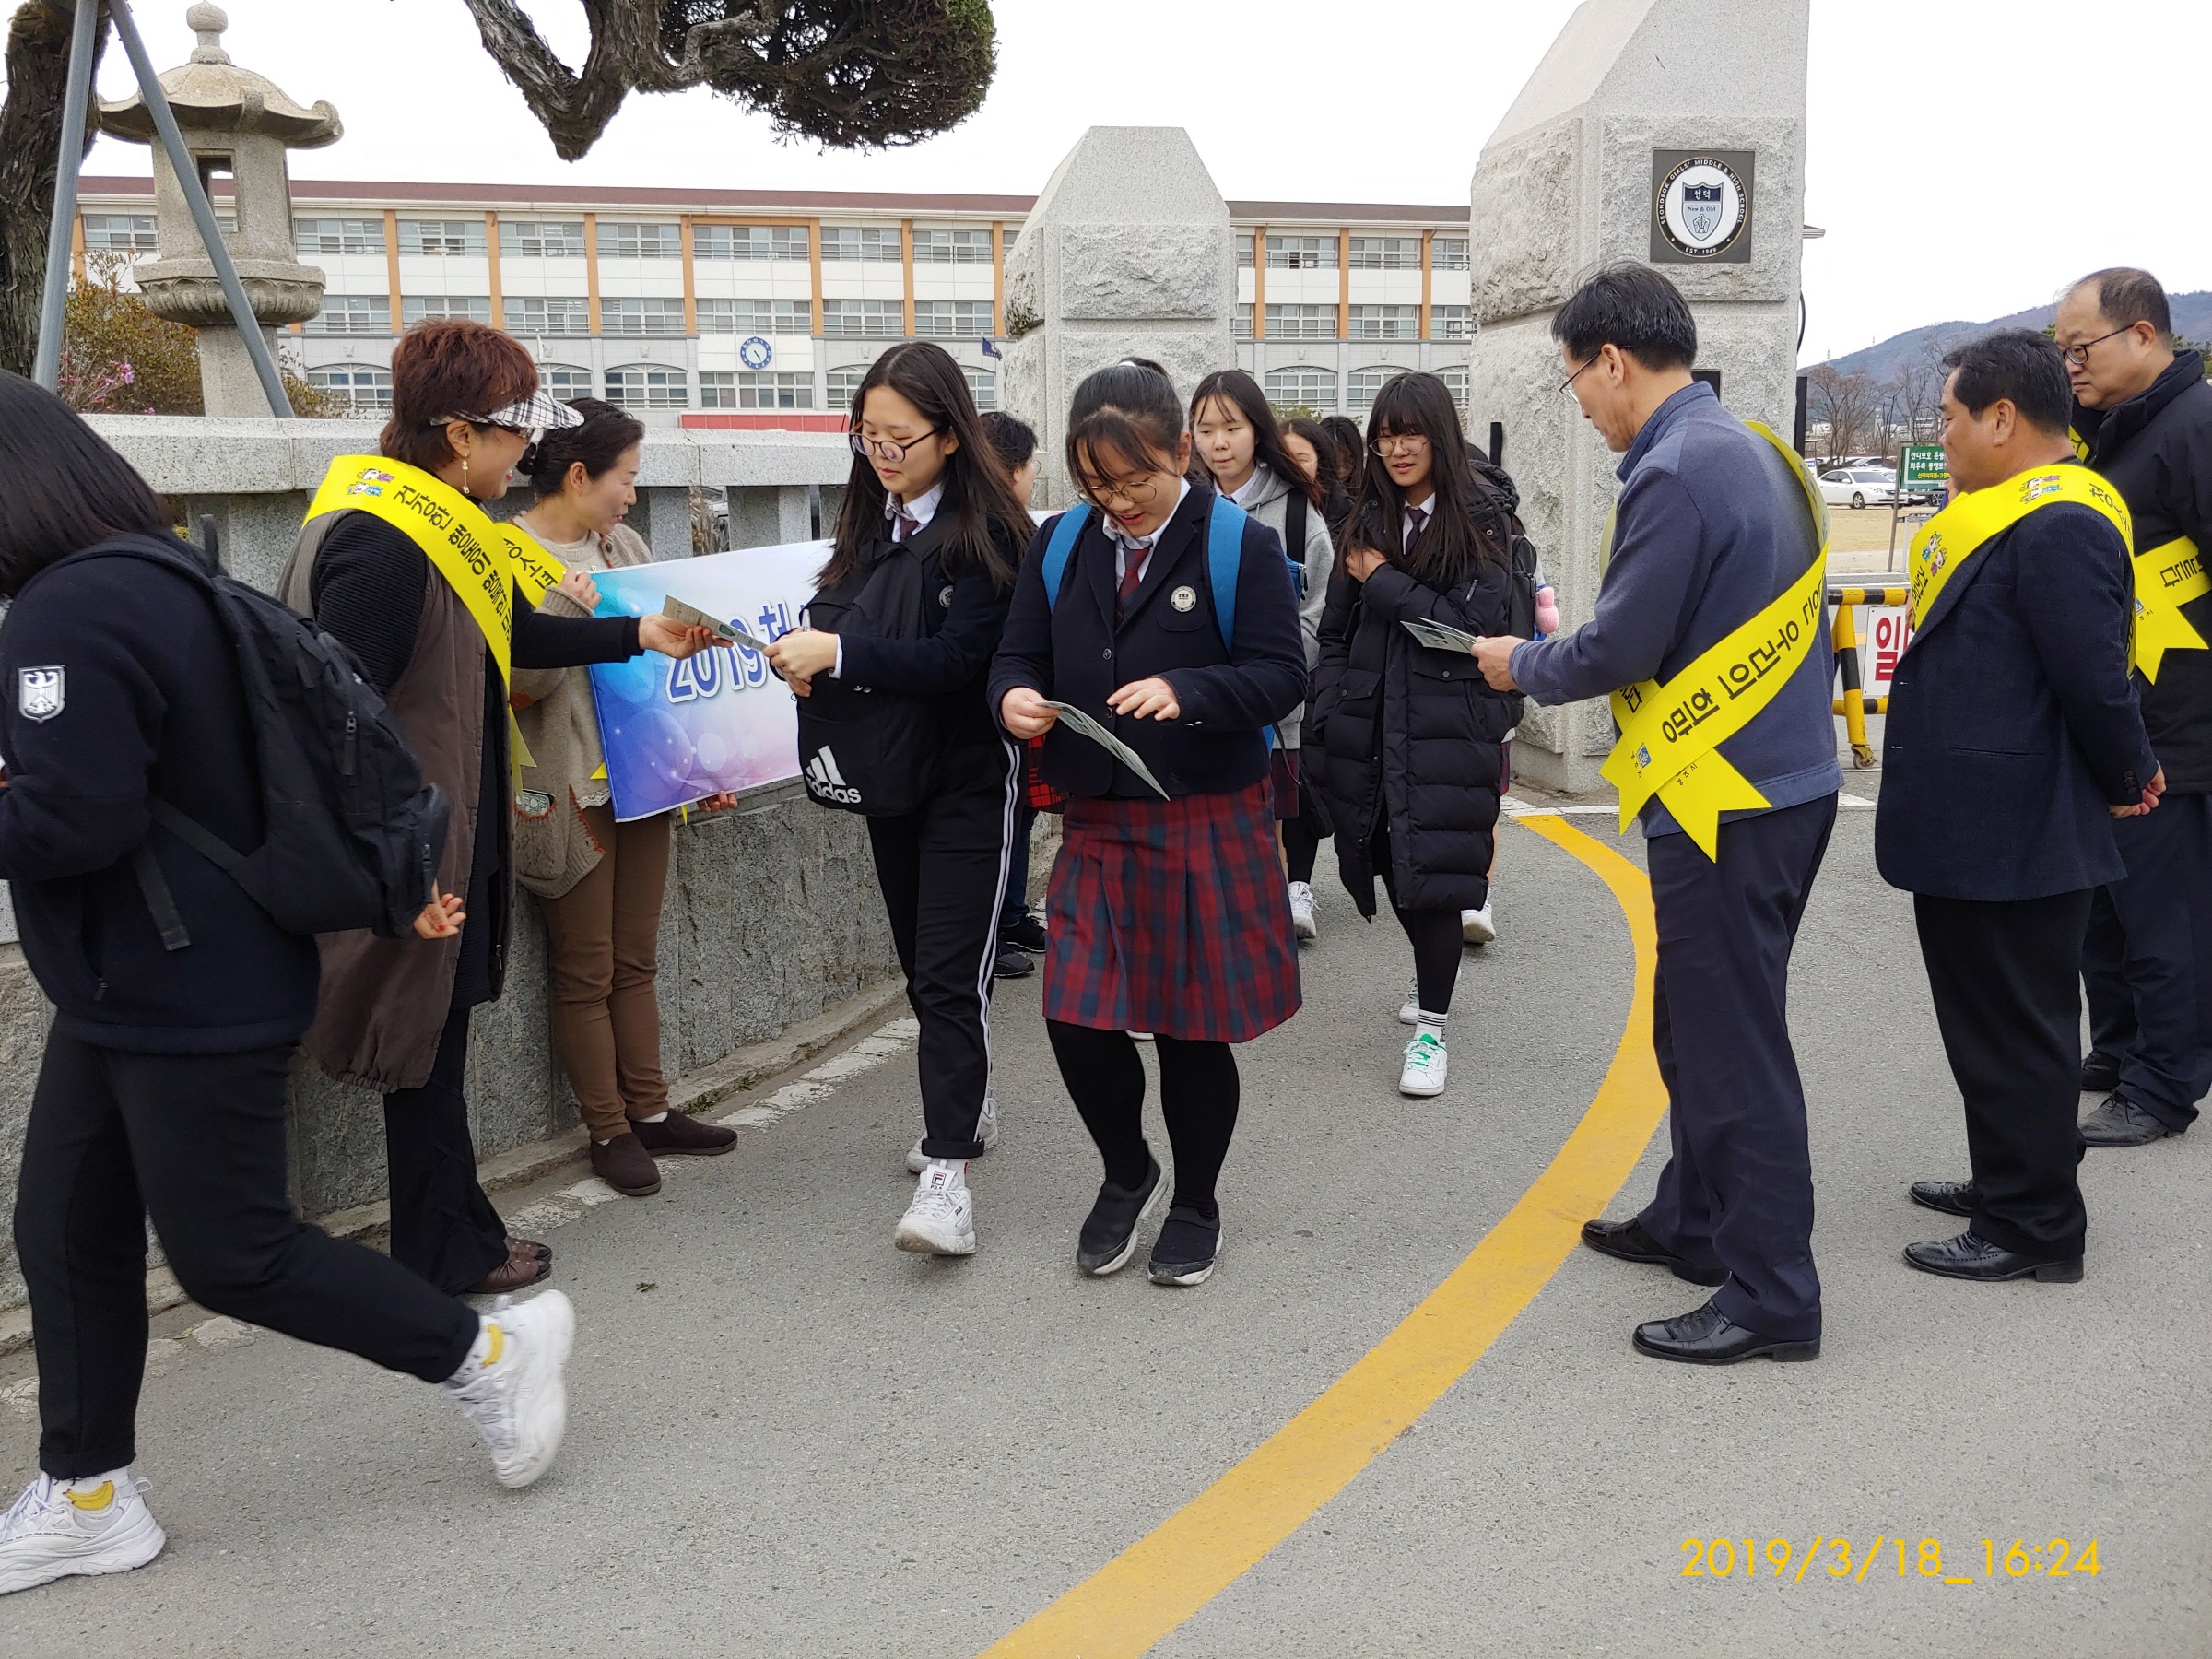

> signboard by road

[{"left": 1900, "top": 443, "right": 1947, "bottom": 489}]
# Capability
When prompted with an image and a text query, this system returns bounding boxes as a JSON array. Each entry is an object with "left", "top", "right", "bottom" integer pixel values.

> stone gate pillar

[
  {"left": 1001, "top": 127, "right": 1234, "bottom": 508},
  {"left": 1467, "top": 0, "right": 1810, "bottom": 792}
]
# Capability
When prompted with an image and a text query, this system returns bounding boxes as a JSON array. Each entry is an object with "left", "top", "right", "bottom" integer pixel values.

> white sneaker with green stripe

[{"left": 1399, "top": 1030, "right": 1449, "bottom": 1098}]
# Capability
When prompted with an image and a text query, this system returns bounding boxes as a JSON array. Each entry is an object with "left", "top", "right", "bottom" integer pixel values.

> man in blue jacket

[
  {"left": 1877, "top": 331, "right": 2160, "bottom": 1284},
  {"left": 1473, "top": 265, "right": 1839, "bottom": 1365}
]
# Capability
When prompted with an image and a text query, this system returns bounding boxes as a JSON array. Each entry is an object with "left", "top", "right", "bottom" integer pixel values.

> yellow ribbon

[
  {"left": 1906, "top": 464, "right": 2131, "bottom": 631},
  {"left": 1601, "top": 421, "right": 1830, "bottom": 860},
  {"left": 2130, "top": 536, "right": 2209, "bottom": 682}
]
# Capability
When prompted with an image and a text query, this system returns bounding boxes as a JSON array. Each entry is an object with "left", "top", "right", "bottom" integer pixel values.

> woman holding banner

[{"left": 278, "top": 323, "right": 719, "bottom": 1296}]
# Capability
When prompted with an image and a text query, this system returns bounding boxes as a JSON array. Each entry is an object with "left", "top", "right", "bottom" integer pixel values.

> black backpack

[
  {"left": 41, "top": 536, "right": 448, "bottom": 947},
  {"left": 795, "top": 536, "right": 950, "bottom": 818}
]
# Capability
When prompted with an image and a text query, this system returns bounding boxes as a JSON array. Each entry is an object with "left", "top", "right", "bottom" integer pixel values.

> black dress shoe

[
  {"left": 1580, "top": 1217, "right": 1727, "bottom": 1287},
  {"left": 2078, "top": 1096, "right": 2173, "bottom": 1147},
  {"left": 1909, "top": 1179, "right": 1980, "bottom": 1218},
  {"left": 1902, "top": 1230, "right": 2083, "bottom": 1283},
  {"left": 1631, "top": 1300, "right": 1819, "bottom": 1365},
  {"left": 2078, "top": 1053, "right": 2122, "bottom": 1093},
  {"left": 1077, "top": 1156, "right": 1164, "bottom": 1276}
]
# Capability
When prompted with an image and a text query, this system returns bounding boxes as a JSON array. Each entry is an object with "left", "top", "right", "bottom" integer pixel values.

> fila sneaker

[
  {"left": 0, "top": 1470, "right": 164, "bottom": 1596},
  {"left": 895, "top": 1159, "right": 977, "bottom": 1256},
  {"left": 907, "top": 1091, "right": 999, "bottom": 1173},
  {"left": 441, "top": 1290, "right": 575, "bottom": 1489}
]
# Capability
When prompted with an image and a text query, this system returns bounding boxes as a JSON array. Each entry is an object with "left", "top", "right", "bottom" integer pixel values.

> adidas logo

[{"left": 806, "top": 746, "right": 863, "bottom": 806}]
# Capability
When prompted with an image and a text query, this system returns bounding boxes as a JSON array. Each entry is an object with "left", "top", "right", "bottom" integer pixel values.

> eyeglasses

[
  {"left": 1370, "top": 434, "right": 1430, "bottom": 458},
  {"left": 2059, "top": 325, "right": 2136, "bottom": 368},
  {"left": 1559, "top": 356, "right": 1598, "bottom": 399},
  {"left": 1076, "top": 474, "right": 1167, "bottom": 509},
  {"left": 851, "top": 429, "right": 941, "bottom": 464}
]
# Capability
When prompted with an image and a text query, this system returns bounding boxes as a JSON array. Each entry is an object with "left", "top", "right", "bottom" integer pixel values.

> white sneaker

[
  {"left": 1398, "top": 980, "right": 1420, "bottom": 1025},
  {"left": 895, "top": 1159, "right": 977, "bottom": 1256},
  {"left": 907, "top": 1091, "right": 999, "bottom": 1173},
  {"left": 1399, "top": 1031, "right": 1449, "bottom": 1097},
  {"left": 1462, "top": 903, "right": 1497, "bottom": 946},
  {"left": 441, "top": 1290, "right": 575, "bottom": 1489},
  {"left": 1130, "top": 1030, "right": 1155, "bottom": 1041},
  {"left": 0, "top": 1470, "right": 164, "bottom": 1596},
  {"left": 1288, "top": 881, "right": 1319, "bottom": 942}
]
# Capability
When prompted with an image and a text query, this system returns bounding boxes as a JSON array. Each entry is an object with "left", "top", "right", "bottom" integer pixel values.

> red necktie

[
  {"left": 1405, "top": 505, "right": 1429, "bottom": 552},
  {"left": 1117, "top": 544, "right": 1147, "bottom": 612}
]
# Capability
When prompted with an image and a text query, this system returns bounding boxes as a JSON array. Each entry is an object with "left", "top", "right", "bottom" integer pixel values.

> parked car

[{"left": 1818, "top": 466, "right": 1899, "bottom": 510}]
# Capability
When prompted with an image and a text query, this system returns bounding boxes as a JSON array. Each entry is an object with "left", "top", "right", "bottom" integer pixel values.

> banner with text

[{"left": 587, "top": 541, "right": 823, "bottom": 820}]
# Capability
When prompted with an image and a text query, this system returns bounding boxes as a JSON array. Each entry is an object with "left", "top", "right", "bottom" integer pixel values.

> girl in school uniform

[
  {"left": 765, "top": 342, "right": 1035, "bottom": 1259},
  {"left": 991, "top": 361, "right": 1308, "bottom": 1288},
  {"left": 1304, "top": 371, "right": 1523, "bottom": 1100}
]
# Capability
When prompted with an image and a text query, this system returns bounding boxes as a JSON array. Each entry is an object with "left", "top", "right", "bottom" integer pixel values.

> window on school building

[
  {"left": 964, "top": 366, "right": 996, "bottom": 411},
  {"left": 1265, "top": 303, "right": 1335, "bottom": 341},
  {"left": 598, "top": 222, "right": 681, "bottom": 260},
  {"left": 305, "top": 366, "right": 392, "bottom": 412},
  {"left": 606, "top": 365, "right": 688, "bottom": 410},
  {"left": 1348, "top": 367, "right": 1404, "bottom": 412},
  {"left": 912, "top": 228, "right": 991, "bottom": 264},
  {"left": 294, "top": 217, "right": 384, "bottom": 257},
  {"left": 913, "top": 300, "right": 994, "bottom": 338},
  {"left": 1264, "top": 367, "right": 1337, "bottom": 411},
  {"left": 401, "top": 295, "right": 492, "bottom": 326},
  {"left": 823, "top": 299, "right": 902, "bottom": 338},
  {"left": 1436, "top": 364, "right": 1469, "bottom": 414},
  {"left": 601, "top": 297, "right": 687, "bottom": 336},
  {"left": 303, "top": 295, "right": 391, "bottom": 335},
  {"left": 826, "top": 365, "right": 873, "bottom": 410},
  {"left": 503, "top": 220, "right": 585, "bottom": 258},
  {"left": 693, "top": 223, "right": 811, "bottom": 261},
  {"left": 1431, "top": 304, "right": 1471, "bottom": 341},
  {"left": 397, "top": 218, "right": 486, "bottom": 257},
  {"left": 819, "top": 226, "right": 902, "bottom": 263},
  {"left": 1236, "top": 234, "right": 1253, "bottom": 269},
  {"left": 1432, "top": 237, "right": 1470, "bottom": 271},
  {"left": 700, "top": 371, "right": 815, "bottom": 410},
  {"left": 538, "top": 363, "right": 594, "bottom": 401},
  {"left": 699, "top": 298, "right": 812, "bottom": 335},
  {"left": 503, "top": 296, "right": 590, "bottom": 335},
  {"left": 1265, "top": 235, "right": 1337, "bottom": 270},
  {"left": 82, "top": 213, "right": 159, "bottom": 253},
  {"left": 1348, "top": 236, "right": 1421, "bottom": 271},
  {"left": 1236, "top": 303, "right": 1253, "bottom": 341},
  {"left": 1349, "top": 304, "right": 1420, "bottom": 341}
]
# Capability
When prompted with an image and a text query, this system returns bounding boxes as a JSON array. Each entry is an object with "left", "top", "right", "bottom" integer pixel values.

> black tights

[
  {"left": 1045, "top": 1021, "right": 1240, "bottom": 1220},
  {"left": 1283, "top": 812, "right": 1322, "bottom": 885},
  {"left": 1371, "top": 823, "right": 1460, "bottom": 1015}
]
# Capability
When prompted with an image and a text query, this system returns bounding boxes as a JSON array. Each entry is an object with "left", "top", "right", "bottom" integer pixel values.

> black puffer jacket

[{"left": 1304, "top": 506, "right": 1524, "bottom": 916}]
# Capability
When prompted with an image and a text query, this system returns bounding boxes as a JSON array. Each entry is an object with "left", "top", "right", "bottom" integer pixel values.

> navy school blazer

[
  {"left": 1875, "top": 491, "right": 2156, "bottom": 902},
  {"left": 987, "top": 485, "right": 1308, "bottom": 799}
]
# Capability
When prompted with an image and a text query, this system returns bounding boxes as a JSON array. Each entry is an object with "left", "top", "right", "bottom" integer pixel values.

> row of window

[
  {"left": 1236, "top": 234, "right": 1471, "bottom": 272},
  {"left": 304, "top": 362, "right": 1000, "bottom": 416},
  {"left": 288, "top": 218, "right": 995, "bottom": 264},
  {"left": 1235, "top": 302, "right": 1471, "bottom": 342},
  {"left": 1261, "top": 364, "right": 1468, "bottom": 415},
  {"left": 304, "top": 294, "right": 1003, "bottom": 338}
]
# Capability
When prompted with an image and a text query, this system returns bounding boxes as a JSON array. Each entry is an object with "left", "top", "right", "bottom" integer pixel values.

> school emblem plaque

[{"left": 1650, "top": 150, "right": 1756, "bottom": 265}]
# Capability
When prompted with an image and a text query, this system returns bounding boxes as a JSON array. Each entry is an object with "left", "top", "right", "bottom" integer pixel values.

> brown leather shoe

[
  {"left": 632, "top": 1112, "right": 736, "bottom": 1157},
  {"left": 508, "top": 1235, "right": 551, "bottom": 1263},
  {"left": 591, "top": 1130, "right": 663, "bottom": 1196},
  {"left": 470, "top": 1235, "right": 551, "bottom": 1295}
]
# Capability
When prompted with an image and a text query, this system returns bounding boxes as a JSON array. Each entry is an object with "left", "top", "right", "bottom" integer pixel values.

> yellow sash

[
  {"left": 302, "top": 455, "right": 566, "bottom": 688},
  {"left": 1601, "top": 421, "right": 1829, "bottom": 860},
  {"left": 2131, "top": 536, "right": 2209, "bottom": 681},
  {"left": 1906, "top": 464, "right": 2131, "bottom": 631}
]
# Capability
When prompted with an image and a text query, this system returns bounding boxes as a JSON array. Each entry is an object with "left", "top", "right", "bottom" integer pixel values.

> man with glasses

[
  {"left": 2057, "top": 268, "right": 2212, "bottom": 1147},
  {"left": 1470, "top": 264, "right": 1839, "bottom": 1366}
]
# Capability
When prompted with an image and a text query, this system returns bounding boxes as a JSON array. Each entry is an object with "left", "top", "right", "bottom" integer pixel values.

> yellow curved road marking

[{"left": 982, "top": 816, "right": 1667, "bottom": 1658}]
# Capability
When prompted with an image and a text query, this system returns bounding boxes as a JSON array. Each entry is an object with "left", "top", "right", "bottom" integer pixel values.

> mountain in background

[{"left": 1819, "top": 291, "right": 2212, "bottom": 379}]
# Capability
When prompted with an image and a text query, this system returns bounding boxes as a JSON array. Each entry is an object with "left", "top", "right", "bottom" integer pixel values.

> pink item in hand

[{"left": 1535, "top": 584, "right": 1560, "bottom": 636}]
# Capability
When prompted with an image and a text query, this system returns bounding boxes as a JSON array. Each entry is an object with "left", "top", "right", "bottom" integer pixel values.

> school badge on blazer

[
  {"left": 1171, "top": 584, "right": 1197, "bottom": 613},
  {"left": 17, "top": 666, "right": 64, "bottom": 722}
]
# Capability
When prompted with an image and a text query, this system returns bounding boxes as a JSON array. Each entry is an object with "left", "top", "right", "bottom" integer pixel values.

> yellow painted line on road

[{"left": 982, "top": 817, "right": 1668, "bottom": 1658}]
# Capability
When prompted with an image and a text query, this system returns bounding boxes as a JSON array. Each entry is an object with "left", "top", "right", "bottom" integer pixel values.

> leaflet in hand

[
  {"left": 1402, "top": 617, "right": 1485, "bottom": 654},
  {"left": 1046, "top": 701, "right": 1171, "bottom": 800},
  {"left": 663, "top": 594, "right": 770, "bottom": 652}
]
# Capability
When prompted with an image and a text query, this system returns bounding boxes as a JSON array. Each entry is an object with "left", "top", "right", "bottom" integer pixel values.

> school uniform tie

[
  {"left": 1115, "top": 541, "right": 1150, "bottom": 619},
  {"left": 1405, "top": 505, "right": 1429, "bottom": 553},
  {"left": 887, "top": 501, "right": 921, "bottom": 544}
]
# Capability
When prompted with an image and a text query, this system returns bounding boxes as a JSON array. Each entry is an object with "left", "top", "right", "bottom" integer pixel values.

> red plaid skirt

[{"left": 1042, "top": 779, "right": 1301, "bottom": 1042}]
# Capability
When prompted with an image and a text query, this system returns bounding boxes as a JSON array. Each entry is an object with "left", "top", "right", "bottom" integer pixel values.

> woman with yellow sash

[{"left": 278, "top": 322, "right": 717, "bottom": 1297}]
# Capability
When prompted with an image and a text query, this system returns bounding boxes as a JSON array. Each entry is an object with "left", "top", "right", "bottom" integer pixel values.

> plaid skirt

[{"left": 1042, "top": 779, "right": 1302, "bottom": 1042}]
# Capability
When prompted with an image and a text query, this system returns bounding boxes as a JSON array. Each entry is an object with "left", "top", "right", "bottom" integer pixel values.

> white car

[{"left": 1818, "top": 467, "right": 1898, "bottom": 510}]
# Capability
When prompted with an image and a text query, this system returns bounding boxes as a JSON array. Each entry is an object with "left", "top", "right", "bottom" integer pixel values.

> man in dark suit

[{"left": 1877, "top": 329, "right": 2161, "bottom": 1284}]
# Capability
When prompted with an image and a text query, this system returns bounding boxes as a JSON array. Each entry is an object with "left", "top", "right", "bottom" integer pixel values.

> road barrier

[{"left": 1830, "top": 585, "right": 1907, "bottom": 767}]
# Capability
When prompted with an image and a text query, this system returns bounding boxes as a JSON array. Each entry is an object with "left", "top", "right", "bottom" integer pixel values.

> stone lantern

[{"left": 98, "top": 4, "right": 340, "bottom": 415}]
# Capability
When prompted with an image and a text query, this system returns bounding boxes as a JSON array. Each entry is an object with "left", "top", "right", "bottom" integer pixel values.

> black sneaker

[
  {"left": 1077, "top": 1156, "right": 1164, "bottom": 1276},
  {"left": 1147, "top": 1205, "right": 1222, "bottom": 1287},
  {"left": 992, "top": 945, "right": 1034, "bottom": 980},
  {"left": 1003, "top": 914, "right": 1050, "bottom": 954}
]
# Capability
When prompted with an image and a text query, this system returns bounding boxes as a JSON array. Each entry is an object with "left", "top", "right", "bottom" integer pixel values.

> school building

[{"left": 73, "top": 177, "right": 1474, "bottom": 428}]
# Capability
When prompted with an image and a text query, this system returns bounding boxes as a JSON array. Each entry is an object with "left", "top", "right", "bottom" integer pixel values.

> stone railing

[{"left": 0, "top": 418, "right": 909, "bottom": 1324}]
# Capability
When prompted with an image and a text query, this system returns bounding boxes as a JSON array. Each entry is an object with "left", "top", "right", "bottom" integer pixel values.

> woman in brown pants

[{"left": 510, "top": 400, "right": 738, "bottom": 1194}]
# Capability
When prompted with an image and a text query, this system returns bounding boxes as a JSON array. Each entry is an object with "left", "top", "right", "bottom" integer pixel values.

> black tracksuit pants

[
  {"left": 383, "top": 1006, "right": 510, "bottom": 1294},
  {"left": 15, "top": 1031, "right": 478, "bottom": 1479},
  {"left": 1637, "top": 796, "right": 1836, "bottom": 1343},
  {"left": 2082, "top": 791, "right": 2212, "bottom": 1132},
  {"left": 1915, "top": 888, "right": 2093, "bottom": 1261},
  {"left": 867, "top": 739, "right": 1021, "bottom": 1161}
]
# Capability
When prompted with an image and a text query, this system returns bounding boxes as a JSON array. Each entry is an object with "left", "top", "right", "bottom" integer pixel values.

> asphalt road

[{"left": 0, "top": 790, "right": 2203, "bottom": 1656}]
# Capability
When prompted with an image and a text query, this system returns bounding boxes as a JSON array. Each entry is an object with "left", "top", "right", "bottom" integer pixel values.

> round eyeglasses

[{"left": 850, "top": 429, "right": 941, "bottom": 464}]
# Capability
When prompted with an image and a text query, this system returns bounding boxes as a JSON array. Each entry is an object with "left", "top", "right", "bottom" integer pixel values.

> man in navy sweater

[
  {"left": 1877, "top": 331, "right": 2159, "bottom": 1284},
  {"left": 1473, "top": 265, "right": 1839, "bottom": 1365}
]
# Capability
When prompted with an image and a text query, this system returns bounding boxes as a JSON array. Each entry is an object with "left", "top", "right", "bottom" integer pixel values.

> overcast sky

[{"left": 59, "top": 0, "right": 2212, "bottom": 364}]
